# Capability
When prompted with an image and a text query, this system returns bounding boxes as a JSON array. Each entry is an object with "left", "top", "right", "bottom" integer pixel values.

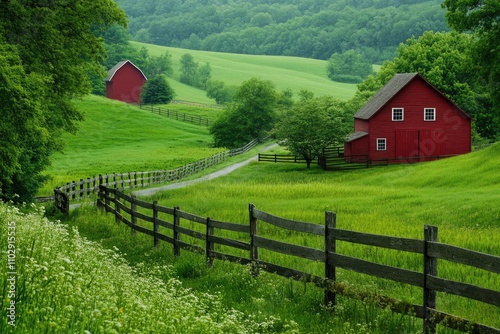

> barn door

[
  {"left": 419, "top": 130, "right": 444, "bottom": 157},
  {"left": 395, "top": 130, "right": 419, "bottom": 158}
]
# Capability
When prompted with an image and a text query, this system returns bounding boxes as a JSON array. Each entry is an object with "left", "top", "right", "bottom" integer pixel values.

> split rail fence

[
  {"left": 97, "top": 185, "right": 500, "bottom": 334},
  {"left": 54, "top": 139, "right": 261, "bottom": 213},
  {"left": 140, "top": 104, "right": 212, "bottom": 126}
]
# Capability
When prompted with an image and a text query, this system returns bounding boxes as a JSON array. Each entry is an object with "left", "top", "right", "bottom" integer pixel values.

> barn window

[
  {"left": 376, "top": 138, "right": 386, "bottom": 151},
  {"left": 392, "top": 108, "right": 404, "bottom": 121},
  {"left": 424, "top": 108, "right": 436, "bottom": 121}
]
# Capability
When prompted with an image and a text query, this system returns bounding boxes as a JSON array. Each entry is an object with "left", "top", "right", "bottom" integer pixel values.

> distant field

[{"left": 132, "top": 41, "right": 358, "bottom": 101}]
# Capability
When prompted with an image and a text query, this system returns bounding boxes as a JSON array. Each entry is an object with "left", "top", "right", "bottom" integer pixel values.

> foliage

[
  {"left": 121, "top": 0, "right": 448, "bottom": 63},
  {"left": 141, "top": 50, "right": 174, "bottom": 79},
  {"left": 0, "top": 0, "right": 126, "bottom": 202},
  {"left": 141, "top": 75, "right": 175, "bottom": 104},
  {"left": 326, "top": 50, "right": 374, "bottom": 83},
  {"left": 0, "top": 202, "right": 294, "bottom": 333},
  {"left": 210, "top": 78, "right": 278, "bottom": 148},
  {"left": 352, "top": 31, "right": 498, "bottom": 140},
  {"left": 206, "top": 80, "right": 236, "bottom": 104},
  {"left": 180, "top": 53, "right": 212, "bottom": 89},
  {"left": 442, "top": 0, "right": 500, "bottom": 140},
  {"left": 274, "top": 95, "right": 351, "bottom": 168}
]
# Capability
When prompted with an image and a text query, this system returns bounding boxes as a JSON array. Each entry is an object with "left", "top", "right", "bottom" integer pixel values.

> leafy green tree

[
  {"left": 141, "top": 76, "right": 175, "bottom": 104},
  {"left": 179, "top": 53, "right": 199, "bottom": 86},
  {"left": 210, "top": 78, "right": 278, "bottom": 148},
  {"left": 442, "top": 0, "right": 500, "bottom": 139},
  {"left": 326, "top": 50, "right": 374, "bottom": 83},
  {"left": 274, "top": 96, "right": 351, "bottom": 168},
  {"left": 206, "top": 80, "right": 235, "bottom": 105},
  {"left": 143, "top": 51, "right": 174, "bottom": 79},
  {"left": 0, "top": 0, "right": 126, "bottom": 202}
]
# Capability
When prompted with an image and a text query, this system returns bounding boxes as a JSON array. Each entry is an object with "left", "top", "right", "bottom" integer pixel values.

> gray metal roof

[
  {"left": 105, "top": 60, "right": 147, "bottom": 82},
  {"left": 345, "top": 131, "right": 368, "bottom": 142},
  {"left": 354, "top": 73, "right": 418, "bottom": 120}
]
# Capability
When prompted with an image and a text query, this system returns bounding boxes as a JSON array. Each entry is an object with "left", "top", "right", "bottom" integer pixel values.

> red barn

[
  {"left": 344, "top": 73, "right": 471, "bottom": 164},
  {"left": 105, "top": 60, "right": 147, "bottom": 104}
]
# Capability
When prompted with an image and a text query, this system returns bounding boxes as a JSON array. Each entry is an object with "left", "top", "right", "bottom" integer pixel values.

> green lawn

[
  {"left": 133, "top": 41, "right": 358, "bottom": 101},
  {"left": 40, "top": 95, "right": 223, "bottom": 195}
]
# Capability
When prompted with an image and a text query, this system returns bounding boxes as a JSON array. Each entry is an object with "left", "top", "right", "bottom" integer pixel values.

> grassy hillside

[
  {"left": 133, "top": 41, "right": 358, "bottom": 101},
  {"left": 142, "top": 143, "right": 500, "bottom": 331},
  {"left": 41, "top": 95, "right": 223, "bottom": 195}
]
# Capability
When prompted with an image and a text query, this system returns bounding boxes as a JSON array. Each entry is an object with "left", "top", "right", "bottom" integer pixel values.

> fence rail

[
  {"left": 258, "top": 153, "right": 308, "bottom": 163},
  {"left": 140, "top": 104, "right": 212, "bottom": 126},
  {"left": 51, "top": 138, "right": 266, "bottom": 213},
  {"left": 97, "top": 185, "right": 500, "bottom": 334}
]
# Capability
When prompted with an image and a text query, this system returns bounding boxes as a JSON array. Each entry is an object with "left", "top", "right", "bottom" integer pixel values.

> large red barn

[
  {"left": 105, "top": 60, "right": 147, "bottom": 104},
  {"left": 344, "top": 73, "right": 471, "bottom": 164}
]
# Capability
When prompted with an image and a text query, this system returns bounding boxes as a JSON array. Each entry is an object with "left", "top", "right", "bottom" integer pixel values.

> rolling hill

[{"left": 133, "top": 41, "right": 359, "bottom": 101}]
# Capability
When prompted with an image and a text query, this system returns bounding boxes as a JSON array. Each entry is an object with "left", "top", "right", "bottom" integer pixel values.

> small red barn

[
  {"left": 105, "top": 60, "right": 147, "bottom": 103},
  {"left": 344, "top": 73, "right": 471, "bottom": 163}
]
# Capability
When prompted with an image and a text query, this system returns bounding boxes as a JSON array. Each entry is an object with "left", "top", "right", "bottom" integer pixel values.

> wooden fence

[
  {"left": 97, "top": 185, "right": 500, "bottom": 334},
  {"left": 52, "top": 138, "right": 263, "bottom": 213},
  {"left": 258, "top": 153, "right": 308, "bottom": 163},
  {"left": 140, "top": 104, "right": 212, "bottom": 126}
]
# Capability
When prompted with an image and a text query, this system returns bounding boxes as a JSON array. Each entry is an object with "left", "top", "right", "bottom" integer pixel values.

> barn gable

[
  {"left": 345, "top": 73, "right": 471, "bottom": 164},
  {"left": 105, "top": 60, "right": 148, "bottom": 104}
]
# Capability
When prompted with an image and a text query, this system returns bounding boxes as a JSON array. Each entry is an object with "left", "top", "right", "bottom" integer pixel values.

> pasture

[
  {"left": 139, "top": 142, "right": 500, "bottom": 331},
  {"left": 40, "top": 95, "right": 223, "bottom": 195},
  {"left": 59, "top": 142, "right": 499, "bottom": 333},
  {"left": 132, "top": 41, "right": 359, "bottom": 100}
]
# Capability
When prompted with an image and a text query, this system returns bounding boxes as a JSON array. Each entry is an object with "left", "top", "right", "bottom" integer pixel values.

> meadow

[
  {"left": 40, "top": 95, "right": 224, "bottom": 195},
  {"left": 132, "top": 41, "right": 359, "bottom": 101}
]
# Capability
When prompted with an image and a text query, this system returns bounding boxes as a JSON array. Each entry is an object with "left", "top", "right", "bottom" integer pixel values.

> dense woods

[{"left": 117, "top": 0, "right": 448, "bottom": 63}]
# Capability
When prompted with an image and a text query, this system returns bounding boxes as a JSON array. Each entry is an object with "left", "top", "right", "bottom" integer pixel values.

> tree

[
  {"left": 210, "top": 78, "right": 278, "bottom": 148},
  {"left": 0, "top": 0, "right": 126, "bottom": 202},
  {"left": 206, "top": 80, "right": 235, "bottom": 105},
  {"left": 274, "top": 96, "right": 351, "bottom": 168},
  {"left": 442, "top": 0, "right": 500, "bottom": 139},
  {"left": 143, "top": 51, "right": 174, "bottom": 79},
  {"left": 326, "top": 50, "right": 374, "bottom": 83},
  {"left": 179, "top": 53, "right": 199, "bottom": 86},
  {"left": 141, "top": 75, "right": 175, "bottom": 104}
]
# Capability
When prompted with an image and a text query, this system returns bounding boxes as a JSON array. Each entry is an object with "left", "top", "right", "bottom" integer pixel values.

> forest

[{"left": 117, "top": 0, "right": 449, "bottom": 63}]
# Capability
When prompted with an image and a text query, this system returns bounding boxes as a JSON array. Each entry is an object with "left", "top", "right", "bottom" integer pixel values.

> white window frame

[
  {"left": 392, "top": 108, "right": 404, "bottom": 121},
  {"left": 376, "top": 138, "right": 387, "bottom": 151},
  {"left": 424, "top": 108, "right": 436, "bottom": 121}
]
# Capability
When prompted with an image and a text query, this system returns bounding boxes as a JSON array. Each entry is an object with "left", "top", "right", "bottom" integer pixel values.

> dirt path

[{"left": 131, "top": 143, "right": 278, "bottom": 197}]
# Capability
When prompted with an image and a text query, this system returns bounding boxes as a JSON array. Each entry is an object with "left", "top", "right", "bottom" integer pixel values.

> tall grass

[
  {"left": 142, "top": 143, "right": 500, "bottom": 331},
  {"left": 0, "top": 201, "right": 304, "bottom": 333},
  {"left": 133, "top": 41, "right": 358, "bottom": 100}
]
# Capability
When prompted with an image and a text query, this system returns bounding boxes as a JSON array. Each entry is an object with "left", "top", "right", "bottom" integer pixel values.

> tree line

[{"left": 118, "top": 0, "right": 448, "bottom": 64}]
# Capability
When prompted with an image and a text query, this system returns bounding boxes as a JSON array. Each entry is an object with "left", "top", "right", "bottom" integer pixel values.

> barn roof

[
  {"left": 105, "top": 60, "right": 147, "bottom": 82},
  {"left": 354, "top": 73, "right": 470, "bottom": 120},
  {"left": 346, "top": 131, "right": 368, "bottom": 142}
]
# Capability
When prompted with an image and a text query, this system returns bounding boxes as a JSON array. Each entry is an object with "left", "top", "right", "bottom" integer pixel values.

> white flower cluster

[{"left": 0, "top": 202, "right": 297, "bottom": 333}]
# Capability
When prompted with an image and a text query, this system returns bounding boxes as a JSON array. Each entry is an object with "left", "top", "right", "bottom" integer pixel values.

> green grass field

[
  {"left": 40, "top": 95, "right": 223, "bottom": 195},
  {"left": 132, "top": 41, "right": 359, "bottom": 101}
]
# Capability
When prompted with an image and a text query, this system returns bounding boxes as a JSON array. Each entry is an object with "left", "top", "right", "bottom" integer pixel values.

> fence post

[
  {"left": 325, "top": 211, "right": 336, "bottom": 306},
  {"left": 104, "top": 186, "right": 110, "bottom": 212},
  {"left": 153, "top": 201, "right": 159, "bottom": 248},
  {"left": 423, "top": 225, "right": 438, "bottom": 334},
  {"left": 96, "top": 185, "right": 103, "bottom": 211},
  {"left": 249, "top": 203, "right": 259, "bottom": 277},
  {"left": 71, "top": 181, "right": 76, "bottom": 200},
  {"left": 173, "top": 206, "right": 181, "bottom": 256},
  {"left": 206, "top": 217, "right": 214, "bottom": 267},
  {"left": 79, "top": 179, "right": 84, "bottom": 199},
  {"left": 114, "top": 190, "right": 120, "bottom": 224},
  {"left": 131, "top": 195, "right": 137, "bottom": 235}
]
